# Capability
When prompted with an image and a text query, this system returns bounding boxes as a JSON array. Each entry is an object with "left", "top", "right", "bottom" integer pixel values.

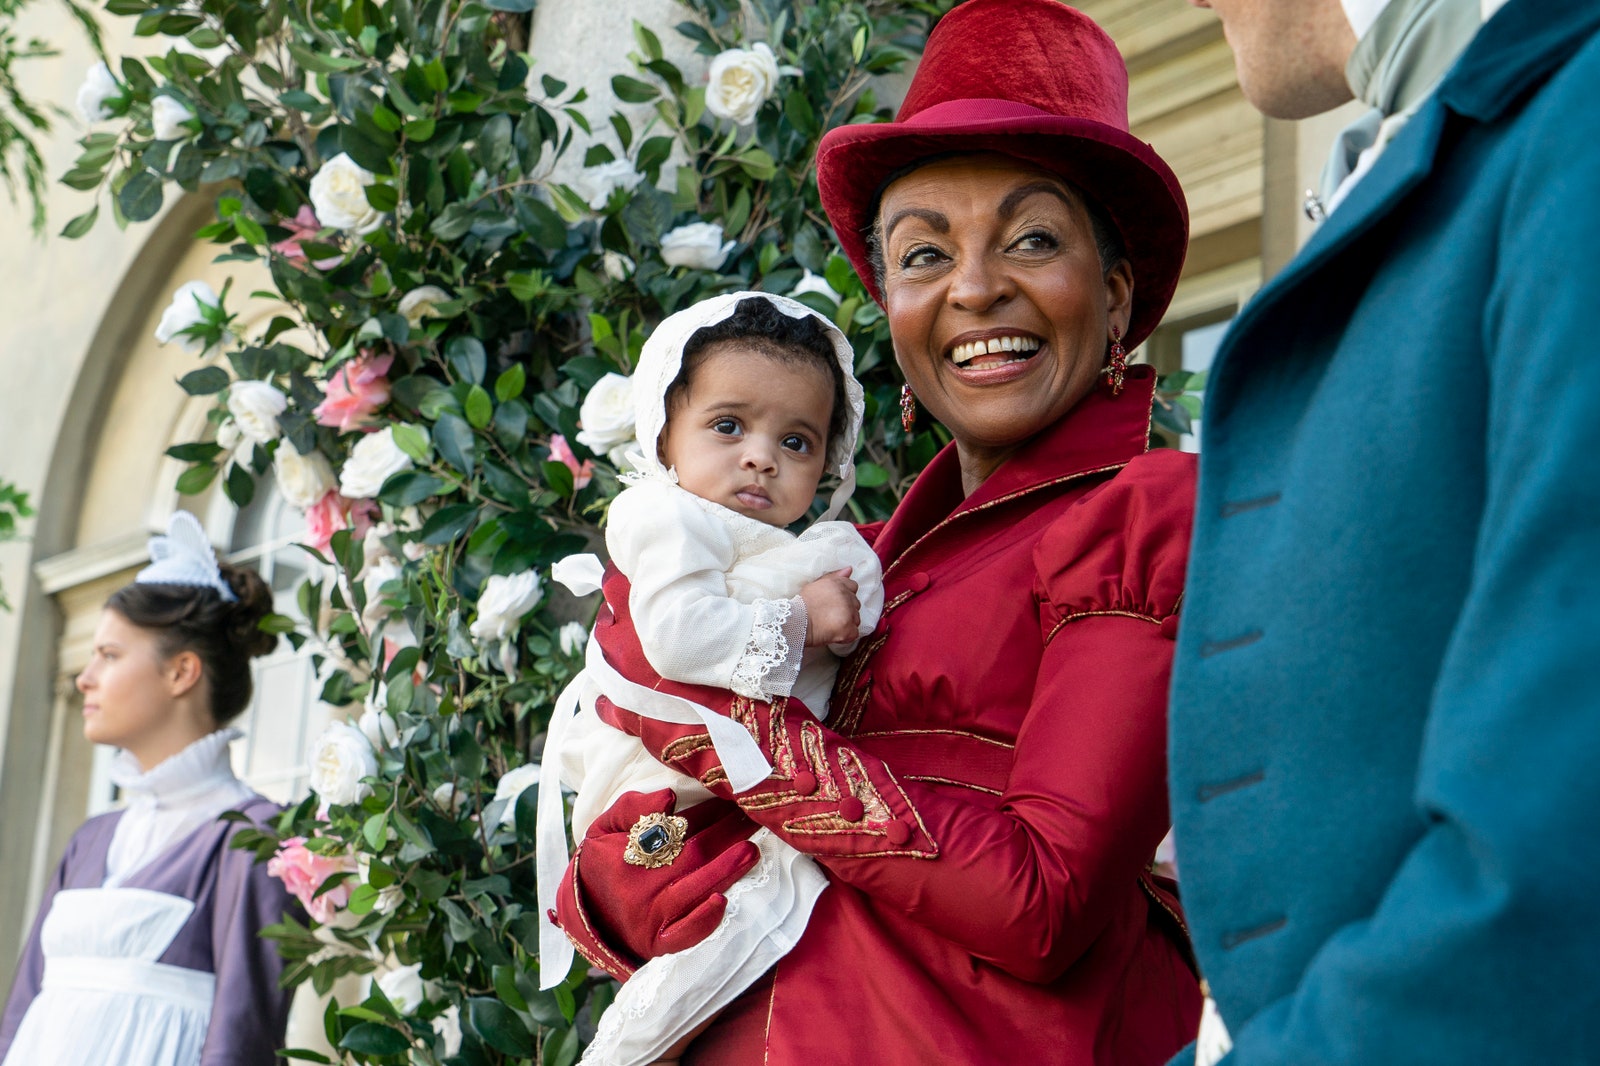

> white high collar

[{"left": 110, "top": 727, "right": 245, "bottom": 809}]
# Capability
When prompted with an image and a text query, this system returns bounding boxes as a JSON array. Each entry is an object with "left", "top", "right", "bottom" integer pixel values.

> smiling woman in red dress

[{"left": 554, "top": 2, "right": 1203, "bottom": 1062}]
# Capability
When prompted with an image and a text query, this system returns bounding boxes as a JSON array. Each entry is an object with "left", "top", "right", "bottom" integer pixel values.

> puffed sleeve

[
  {"left": 607, "top": 481, "right": 808, "bottom": 700},
  {"left": 198, "top": 808, "right": 298, "bottom": 1066},
  {"left": 601, "top": 451, "right": 1195, "bottom": 983}
]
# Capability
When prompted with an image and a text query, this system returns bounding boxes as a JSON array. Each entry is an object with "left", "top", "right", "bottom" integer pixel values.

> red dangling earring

[
  {"left": 900, "top": 383, "right": 917, "bottom": 432},
  {"left": 1103, "top": 326, "right": 1127, "bottom": 397}
]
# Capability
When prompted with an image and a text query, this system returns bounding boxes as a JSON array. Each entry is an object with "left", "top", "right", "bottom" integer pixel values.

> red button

[
  {"left": 839, "top": 796, "right": 865, "bottom": 822},
  {"left": 907, "top": 572, "right": 930, "bottom": 592},
  {"left": 886, "top": 821, "right": 912, "bottom": 846},
  {"left": 792, "top": 771, "right": 818, "bottom": 796}
]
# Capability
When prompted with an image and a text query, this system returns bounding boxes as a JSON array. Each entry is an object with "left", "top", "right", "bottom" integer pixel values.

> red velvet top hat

[{"left": 816, "top": 0, "right": 1188, "bottom": 349}]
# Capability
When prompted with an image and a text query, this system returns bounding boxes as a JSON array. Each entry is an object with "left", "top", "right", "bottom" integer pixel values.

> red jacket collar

[{"left": 873, "top": 365, "right": 1157, "bottom": 565}]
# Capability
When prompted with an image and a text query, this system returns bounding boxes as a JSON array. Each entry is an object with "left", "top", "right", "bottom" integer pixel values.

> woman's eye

[
  {"left": 781, "top": 434, "right": 812, "bottom": 454},
  {"left": 1011, "top": 230, "right": 1058, "bottom": 252},
  {"left": 898, "top": 245, "right": 945, "bottom": 270},
  {"left": 711, "top": 418, "right": 740, "bottom": 436}
]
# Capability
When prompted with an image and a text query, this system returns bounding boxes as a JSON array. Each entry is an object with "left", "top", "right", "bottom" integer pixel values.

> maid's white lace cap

[
  {"left": 628, "top": 291, "right": 866, "bottom": 521},
  {"left": 135, "top": 511, "right": 237, "bottom": 602}
]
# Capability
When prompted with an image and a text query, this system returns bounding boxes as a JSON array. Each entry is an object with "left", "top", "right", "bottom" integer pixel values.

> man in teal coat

[{"left": 1168, "top": 0, "right": 1600, "bottom": 1061}]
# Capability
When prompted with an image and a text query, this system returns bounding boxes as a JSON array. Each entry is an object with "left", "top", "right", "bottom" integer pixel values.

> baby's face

[{"left": 658, "top": 342, "right": 834, "bottom": 527}]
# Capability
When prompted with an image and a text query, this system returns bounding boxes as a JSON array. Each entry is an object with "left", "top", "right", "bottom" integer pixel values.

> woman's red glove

[{"left": 553, "top": 789, "right": 762, "bottom": 980}]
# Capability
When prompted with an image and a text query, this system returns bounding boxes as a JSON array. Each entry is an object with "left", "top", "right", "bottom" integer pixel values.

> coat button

[
  {"left": 792, "top": 771, "right": 818, "bottom": 796},
  {"left": 839, "top": 796, "right": 865, "bottom": 822},
  {"left": 907, "top": 572, "right": 930, "bottom": 592},
  {"left": 885, "top": 820, "right": 912, "bottom": 846}
]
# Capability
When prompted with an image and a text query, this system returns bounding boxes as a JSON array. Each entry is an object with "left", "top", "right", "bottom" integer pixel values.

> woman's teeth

[{"left": 950, "top": 336, "right": 1041, "bottom": 365}]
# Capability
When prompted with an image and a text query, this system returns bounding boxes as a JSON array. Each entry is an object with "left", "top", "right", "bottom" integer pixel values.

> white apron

[{"left": 4, "top": 888, "right": 214, "bottom": 1065}]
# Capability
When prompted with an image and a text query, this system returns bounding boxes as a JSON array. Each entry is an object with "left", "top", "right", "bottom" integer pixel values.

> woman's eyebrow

[
  {"left": 883, "top": 206, "right": 949, "bottom": 241},
  {"left": 998, "top": 182, "right": 1075, "bottom": 219}
]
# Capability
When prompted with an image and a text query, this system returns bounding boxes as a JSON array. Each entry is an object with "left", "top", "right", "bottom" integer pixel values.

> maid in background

[{"left": 0, "top": 512, "right": 297, "bottom": 1065}]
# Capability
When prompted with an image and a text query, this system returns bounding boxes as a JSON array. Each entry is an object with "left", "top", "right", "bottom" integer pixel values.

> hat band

[{"left": 900, "top": 96, "right": 1121, "bottom": 130}]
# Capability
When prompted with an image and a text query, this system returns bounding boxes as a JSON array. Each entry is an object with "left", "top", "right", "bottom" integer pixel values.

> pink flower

[
  {"left": 270, "top": 206, "right": 342, "bottom": 270},
  {"left": 314, "top": 352, "right": 395, "bottom": 433},
  {"left": 549, "top": 434, "right": 593, "bottom": 490},
  {"left": 267, "top": 836, "right": 357, "bottom": 924},
  {"left": 304, "top": 490, "right": 379, "bottom": 553}
]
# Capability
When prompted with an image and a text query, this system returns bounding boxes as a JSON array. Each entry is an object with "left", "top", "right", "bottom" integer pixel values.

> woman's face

[
  {"left": 76, "top": 609, "right": 200, "bottom": 767},
  {"left": 878, "top": 155, "right": 1132, "bottom": 483}
]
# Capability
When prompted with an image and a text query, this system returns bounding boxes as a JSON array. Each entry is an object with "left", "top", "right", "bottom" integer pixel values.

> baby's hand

[{"left": 800, "top": 568, "right": 860, "bottom": 647}]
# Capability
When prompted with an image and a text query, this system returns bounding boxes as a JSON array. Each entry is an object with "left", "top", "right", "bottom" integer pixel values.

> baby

[{"left": 536, "top": 292, "right": 883, "bottom": 1065}]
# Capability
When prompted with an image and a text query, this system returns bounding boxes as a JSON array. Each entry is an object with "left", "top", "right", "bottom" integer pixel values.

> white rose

[
  {"left": 469, "top": 571, "right": 543, "bottom": 642},
  {"left": 601, "top": 250, "right": 635, "bottom": 281},
  {"left": 227, "top": 380, "right": 287, "bottom": 445},
  {"left": 493, "top": 763, "right": 541, "bottom": 826},
  {"left": 355, "top": 854, "right": 404, "bottom": 915},
  {"left": 361, "top": 521, "right": 397, "bottom": 565},
  {"left": 557, "top": 621, "right": 588, "bottom": 657},
  {"left": 151, "top": 95, "right": 194, "bottom": 140},
  {"left": 361, "top": 556, "right": 404, "bottom": 627},
  {"left": 397, "top": 285, "right": 451, "bottom": 327},
  {"left": 376, "top": 962, "right": 426, "bottom": 1015},
  {"left": 77, "top": 61, "right": 119, "bottom": 123},
  {"left": 791, "top": 270, "right": 839, "bottom": 301},
  {"left": 154, "top": 280, "right": 222, "bottom": 356},
  {"left": 273, "top": 445, "right": 336, "bottom": 508},
  {"left": 574, "top": 373, "right": 635, "bottom": 455},
  {"left": 308, "top": 720, "right": 378, "bottom": 806},
  {"left": 431, "top": 782, "right": 465, "bottom": 817},
  {"left": 216, "top": 418, "right": 244, "bottom": 455},
  {"left": 705, "top": 43, "right": 783, "bottom": 125},
  {"left": 660, "top": 222, "right": 735, "bottom": 271},
  {"left": 309, "top": 153, "right": 384, "bottom": 235},
  {"left": 433, "top": 1005, "right": 462, "bottom": 1057},
  {"left": 339, "top": 426, "right": 414, "bottom": 499},
  {"left": 357, "top": 705, "right": 400, "bottom": 749},
  {"left": 571, "top": 160, "right": 643, "bottom": 211}
]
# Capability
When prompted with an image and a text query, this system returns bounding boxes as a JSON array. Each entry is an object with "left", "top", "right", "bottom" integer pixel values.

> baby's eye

[
  {"left": 781, "top": 434, "right": 813, "bottom": 455},
  {"left": 711, "top": 418, "right": 741, "bottom": 436}
]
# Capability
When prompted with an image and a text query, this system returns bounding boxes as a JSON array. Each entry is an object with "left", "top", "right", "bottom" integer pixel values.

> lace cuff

[{"left": 729, "top": 596, "right": 808, "bottom": 700}]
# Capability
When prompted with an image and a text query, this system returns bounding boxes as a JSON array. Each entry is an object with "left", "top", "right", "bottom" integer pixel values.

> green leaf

[
  {"left": 464, "top": 385, "right": 493, "bottom": 429},
  {"left": 467, "top": 997, "right": 535, "bottom": 1057},
  {"left": 494, "top": 365, "right": 525, "bottom": 402},
  {"left": 224, "top": 462, "right": 255, "bottom": 506},
  {"left": 363, "top": 812, "right": 389, "bottom": 850},
  {"left": 118, "top": 170, "right": 164, "bottom": 222},
  {"left": 338, "top": 1022, "right": 412, "bottom": 1056},
  {"left": 365, "top": 184, "right": 400, "bottom": 212},
  {"left": 493, "top": 965, "right": 529, "bottom": 1011},
  {"left": 855, "top": 461, "right": 889, "bottom": 488},
  {"left": 345, "top": 882, "right": 379, "bottom": 915},
  {"left": 633, "top": 21, "right": 662, "bottom": 61},
  {"left": 391, "top": 423, "right": 432, "bottom": 462},
  {"left": 635, "top": 135, "right": 672, "bottom": 179},
  {"left": 166, "top": 441, "right": 223, "bottom": 462},
  {"left": 177, "top": 367, "right": 231, "bottom": 395},
  {"left": 432, "top": 412, "right": 477, "bottom": 476},
  {"left": 61, "top": 206, "right": 100, "bottom": 239},
  {"left": 445, "top": 336, "right": 487, "bottom": 384},
  {"left": 175, "top": 463, "right": 217, "bottom": 496},
  {"left": 419, "top": 503, "right": 478, "bottom": 545},
  {"left": 610, "top": 75, "right": 659, "bottom": 104},
  {"left": 377, "top": 471, "right": 448, "bottom": 507},
  {"left": 541, "top": 460, "right": 575, "bottom": 499},
  {"left": 259, "top": 613, "right": 298, "bottom": 634}
]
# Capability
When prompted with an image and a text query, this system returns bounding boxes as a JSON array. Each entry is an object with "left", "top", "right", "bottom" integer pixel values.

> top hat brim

[{"left": 817, "top": 108, "right": 1189, "bottom": 350}]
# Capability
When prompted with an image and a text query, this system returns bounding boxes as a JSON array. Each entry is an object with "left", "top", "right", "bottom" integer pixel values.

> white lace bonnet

[
  {"left": 135, "top": 511, "right": 237, "bottom": 602},
  {"left": 627, "top": 291, "right": 867, "bottom": 521}
]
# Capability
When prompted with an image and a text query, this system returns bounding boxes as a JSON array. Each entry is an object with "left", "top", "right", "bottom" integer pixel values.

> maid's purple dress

[{"left": 0, "top": 792, "right": 295, "bottom": 1065}]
